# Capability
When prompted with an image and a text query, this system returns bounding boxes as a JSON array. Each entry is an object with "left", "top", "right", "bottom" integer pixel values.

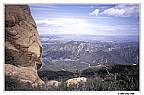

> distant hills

[
  {"left": 40, "top": 34, "right": 139, "bottom": 43},
  {"left": 40, "top": 35, "right": 139, "bottom": 71}
]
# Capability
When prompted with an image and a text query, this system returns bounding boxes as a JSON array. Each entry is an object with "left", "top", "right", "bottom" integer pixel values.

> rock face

[{"left": 5, "top": 5, "right": 44, "bottom": 90}]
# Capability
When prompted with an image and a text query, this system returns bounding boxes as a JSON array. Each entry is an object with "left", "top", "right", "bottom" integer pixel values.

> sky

[{"left": 30, "top": 4, "right": 139, "bottom": 36}]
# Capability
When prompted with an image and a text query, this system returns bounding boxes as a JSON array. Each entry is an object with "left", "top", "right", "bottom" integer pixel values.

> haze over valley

[{"left": 40, "top": 34, "right": 139, "bottom": 71}]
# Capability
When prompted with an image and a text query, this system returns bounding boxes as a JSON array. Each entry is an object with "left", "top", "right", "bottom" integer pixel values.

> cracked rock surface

[{"left": 5, "top": 5, "right": 44, "bottom": 90}]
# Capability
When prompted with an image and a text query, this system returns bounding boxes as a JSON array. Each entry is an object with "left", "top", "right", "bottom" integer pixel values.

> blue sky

[{"left": 30, "top": 4, "right": 139, "bottom": 36}]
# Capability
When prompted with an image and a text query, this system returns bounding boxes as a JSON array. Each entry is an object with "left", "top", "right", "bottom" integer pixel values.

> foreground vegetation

[{"left": 37, "top": 64, "right": 139, "bottom": 91}]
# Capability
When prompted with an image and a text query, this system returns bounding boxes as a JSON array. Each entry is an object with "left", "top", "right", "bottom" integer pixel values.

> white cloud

[
  {"left": 89, "top": 9, "right": 99, "bottom": 16},
  {"left": 100, "top": 4, "right": 139, "bottom": 17},
  {"left": 36, "top": 18, "right": 94, "bottom": 34},
  {"left": 37, "top": 18, "right": 87, "bottom": 27},
  {"left": 36, "top": 17, "right": 138, "bottom": 35}
]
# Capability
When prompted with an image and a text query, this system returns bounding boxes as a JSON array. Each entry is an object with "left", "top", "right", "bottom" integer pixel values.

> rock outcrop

[{"left": 5, "top": 5, "right": 44, "bottom": 90}]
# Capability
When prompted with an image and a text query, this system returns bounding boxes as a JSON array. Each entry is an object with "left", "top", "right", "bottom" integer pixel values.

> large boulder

[
  {"left": 5, "top": 5, "right": 44, "bottom": 90},
  {"left": 5, "top": 64, "right": 44, "bottom": 90}
]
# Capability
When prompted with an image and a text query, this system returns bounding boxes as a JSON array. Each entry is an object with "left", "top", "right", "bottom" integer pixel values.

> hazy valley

[{"left": 40, "top": 34, "right": 139, "bottom": 71}]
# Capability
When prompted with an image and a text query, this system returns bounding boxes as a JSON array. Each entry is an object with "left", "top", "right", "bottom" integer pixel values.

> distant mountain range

[
  {"left": 40, "top": 35, "right": 139, "bottom": 71},
  {"left": 40, "top": 34, "right": 139, "bottom": 43}
]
